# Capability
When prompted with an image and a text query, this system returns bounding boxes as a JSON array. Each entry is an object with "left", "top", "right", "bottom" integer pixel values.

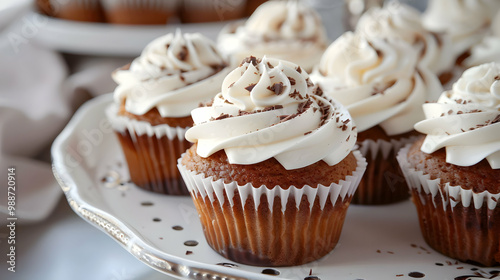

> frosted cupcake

[
  {"left": 217, "top": 1, "right": 328, "bottom": 72},
  {"left": 106, "top": 31, "right": 230, "bottom": 195},
  {"left": 101, "top": 0, "right": 179, "bottom": 25},
  {"left": 422, "top": 0, "right": 500, "bottom": 64},
  {"left": 310, "top": 32, "right": 443, "bottom": 204},
  {"left": 356, "top": 1, "right": 454, "bottom": 85},
  {"left": 46, "top": 0, "right": 105, "bottom": 22},
  {"left": 464, "top": 11, "right": 500, "bottom": 67},
  {"left": 397, "top": 62, "right": 500, "bottom": 266},
  {"left": 178, "top": 56, "right": 367, "bottom": 266}
]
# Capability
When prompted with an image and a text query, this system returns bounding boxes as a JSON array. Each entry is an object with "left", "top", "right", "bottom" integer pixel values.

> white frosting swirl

[
  {"left": 415, "top": 63, "right": 500, "bottom": 169},
  {"left": 217, "top": 1, "right": 328, "bottom": 71},
  {"left": 113, "top": 30, "right": 230, "bottom": 118},
  {"left": 464, "top": 11, "right": 500, "bottom": 67},
  {"left": 356, "top": 1, "right": 454, "bottom": 76},
  {"left": 310, "top": 32, "right": 443, "bottom": 136},
  {"left": 422, "top": 0, "right": 500, "bottom": 57},
  {"left": 185, "top": 56, "right": 357, "bottom": 170}
]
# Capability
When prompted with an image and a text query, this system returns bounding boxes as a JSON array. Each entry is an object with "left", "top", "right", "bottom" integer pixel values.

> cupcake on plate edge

[
  {"left": 106, "top": 30, "right": 230, "bottom": 195},
  {"left": 310, "top": 31, "right": 443, "bottom": 205},
  {"left": 397, "top": 62, "right": 500, "bottom": 267},
  {"left": 178, "top": 56, "right": 367, "bottom": 266}
]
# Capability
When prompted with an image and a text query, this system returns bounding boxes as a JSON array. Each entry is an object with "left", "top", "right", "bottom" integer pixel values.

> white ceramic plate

[
  {"left": 51, "top": 94, "right": 499, "bottom": 280},
  {"left": 32, "top": 12, "right": 231, "bottom": 56}
]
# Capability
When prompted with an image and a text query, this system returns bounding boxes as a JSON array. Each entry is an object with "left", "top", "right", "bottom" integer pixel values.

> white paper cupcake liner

[
  {"left": 352, "top": 135, "right": 419, "bottom": 204},
  {"left": 177, "top": 150, "right": 367, "bottom": 213},
  {"left": 397, "top": 144, "right": 500, "bottom": 211},
  {"left": 106, "top": 104, "right": 187, "bottom": 141},
  {"left": 106, "top": 104, "right": 191, "bottom": 195}
]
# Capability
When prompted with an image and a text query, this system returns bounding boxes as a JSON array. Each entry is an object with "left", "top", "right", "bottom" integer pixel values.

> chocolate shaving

[
  {"left": 279, "top": 114, "right": 297, "bottom": 122},
  {"left": 352, "top": 126, "right": 356, "bottom": 131},
  {"left": 448, "top": 110, "right": 453, "bottom": 115},
  {"left": 298, "top": 100, "right": 313, "bottom": 113},
  {"left": 314, "top": 85, "right": 323, "bottom": 96},
  {"left": 213, "top": 113, "right": 231, "bottom": 121},
  {"left": 177, "top": 46, "right": 188, "bottom": 61},
  {"left": 296, "top": 66, "right": 302, "bottom": 73},
  {"left": 289, "top": 89, "right": 302, "bottom": 100},
  {"left": 306, "top": 78, "right": 314, "bottom": 87},
  {"left": 267, "top": 82, "right": 285, "bottom": 95},
  {"left": 288, "top": 77, "right": 296, "bottom": 85},
  {"left": 179, "top": 74, "right": 185, "bottom": 82},
  {"left": 495, "top": 75, "right": 500, "bottom": 81},
  {"left": 228, "top": 82, "right": 235, "bottom": 88},
  {"left": 346, "top": 135, "right": 351, "bottom": 142},
  {"left": 241, "top": 56, "right": 260, "bottom": 66},
  {"left": 492, "top": 114, "right": 500, "bottom": 124},
  {"left": 267, "top": 61, "right": 274, "bottom": 69},
  {"left": 304, "top": 131, "right": 312, "bottom": 135},
  {"left": 224, "top": 100, "right": 233, "bottom": 104},
  {"left": 245, "top": 83, "right": 257, "bottom": 92}
]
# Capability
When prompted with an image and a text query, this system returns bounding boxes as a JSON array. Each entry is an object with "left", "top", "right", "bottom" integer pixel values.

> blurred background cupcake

[
  {"left": 310, "top": 32, "right": 443, "bottom": 204},
  {"left": 217, "top": 0, "right": 329, "bottom": 71},
  {"left": 178, "top": 56, "right": 366, "bottom": 266},
  {"left": 463, "top": 10, "right": 500, "bottom": 68},
  {"left": 180, "top": 0, "right": 246, "bottom": 23},
  {"left": 244, "top": 0, "right": 268, "bottom": 16},
  {"left": 397, "top": 62, "right": 500, "bottom": 266},
  {"left": 356, "top": 1, "right": 455, "bottom": 86},
  {"left": 42, "top": 0, "right": 106, "bottom": 22},
  {"left": 106, "top": 30, "right": 230, "bottom": 195},
  {"left": 422, "top": 0, "right": 500, "bottom": 66},
  {"left": 101, "top": 0, "right": 179, "bottom": 25}
]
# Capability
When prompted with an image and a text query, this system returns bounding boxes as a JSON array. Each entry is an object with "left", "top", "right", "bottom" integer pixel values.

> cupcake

[
  {"left": 101, "top": 0, "right": 179, "bottom": 25},
  {"left": 422, "top": 0, "right": 500, "bottom": 65},
  {"left": 356, "top": 1, "right": 455, "bottom": 85},
  {"left": 397, "top": 62, "right": 500, "bottom": 266},
  {"left": 106, "top": 31, "right": 230, "bottom": 195},
  {"left": 179, "top": 0, "right": 246, "bottom": 23},
  {"left": 310, "top": 32, "right": 443, "bottom": 204},
  {"left": 464, "top": 11, "right": 500, "bottom": 67},
  {"left": 47, "top": 0, "right": 105, "bottom": 22},
  {"left": 177, "top": 56, "right": 366, "bottom": 266},
  {"left": 217, "top": 1, "right": 328, "bottom": 72}
]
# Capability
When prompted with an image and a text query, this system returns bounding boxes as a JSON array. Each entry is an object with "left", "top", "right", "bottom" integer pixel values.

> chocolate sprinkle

[
  {"left": 268, "top": 82, "right": 285, "bottom": 95},
  {"left": 245, "top": 83, "right": 257, "bottom": 92},
  {"left": 178, "top": 46, "right": 188, "bottom": 61},
  {"left": 241, "top": 56, "right": 260, "bottom": 66}
]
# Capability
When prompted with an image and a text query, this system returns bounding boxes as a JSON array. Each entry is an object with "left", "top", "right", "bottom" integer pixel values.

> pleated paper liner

[
  {"left": 107, "top": 105, "right": 191, "bottom": 195},
  {"left": 353, "top": 136, "right": 419, "bottom": 205},
  {"left": 397, "top": 144, "right": 500, "bottom": 267},
  {"left": 177, "top": 150, "right": 367, "bottom": 267}
]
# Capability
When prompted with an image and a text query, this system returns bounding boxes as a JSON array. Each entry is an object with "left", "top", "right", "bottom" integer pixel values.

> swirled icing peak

[
  {"left": 113, "top": 30, "right": 229, "bottom": 118},
  {"left": 185, "top": 56, "right": 357, "bottom": 170},
  {"left": 310, "top": 31, "right": 443, "bottom": 136},
  {"left": 217, "top": 1, "right": 328, "bottom": 71},
  {"left": 415, "top": 62, "right": 500, "bottom": 169},
  {"left": 356, "top": 1, "right": 454, "bottom": 75}
]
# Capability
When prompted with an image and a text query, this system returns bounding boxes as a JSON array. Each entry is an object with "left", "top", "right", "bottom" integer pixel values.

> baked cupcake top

[
  {"left": 464, "top": 11, "right": 500, "bottom": 67},
  {"left": 217, "top": 1, "right": 328, "bottom": 71},
  {"left": 415, "top": 62, "right": 500, "bottom": 169},
  {"left": 356, "top": 1, "right": 454, "bottom": 76},
  {"left": 310, "top": 32, "right": 443, "bottom": 136},
  {"left": 422, "top": 0, "right": 500, "bottom": 57},
  {"left": 113, "top": 30, "right": 230, "bottom": 118},
  {"left": 185, "top": 56, "right": 357, "bottom": 170}
]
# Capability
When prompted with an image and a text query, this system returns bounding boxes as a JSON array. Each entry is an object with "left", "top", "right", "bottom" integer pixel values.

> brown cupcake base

[{"left": 192, "top": 188, "right": 350, "bottom": 266}]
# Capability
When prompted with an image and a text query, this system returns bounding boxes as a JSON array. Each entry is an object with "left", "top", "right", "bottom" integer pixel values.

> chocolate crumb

[
  {"left": 352, "top": 126, "right": 357, "bottom": 131},
  {"left": 396, "top": 274, "right": 404, "bottom": 277},
  {"left": 178, "top": 46, "right": 188, "bottom": 61},
  {"left": 304, "top": 131, "right": 312, "bottom": 135},
  {"left": 346, "top": 135, "right": 351, "bottom": 142},
  {"left": 495, "top": 75, "right": 500, "bottom": 80},
  {"left": 306, "top": 78, "right": 314, "bottom": 87},
  {"left": 186, "top": 251, "right": 193, "bottom": 255},
  {"left": 288, "top": 77, "right": 296, "bottom": 85},
  {"left": 387, "top": 251, "right": 394, "bottom": 254},
  {"left": 448, "top": 110, "right": 453, "bottom": 115},
  {"left": 245, "top": 83, "right": 257, "bottom": 92},
  {"left": 377, "top": 250, "right": 381, "bottom": 253},
  {"left": 241, "top": 56, "right": 260, "bottom": 66},
  {"left": 179, "top": 74, "right": 185, "bottom": 82},
  {"left": 296, "top": 66, "right": 302, "bottom": 73},
  {"left": 268, "top": 82, "right": 285, "bottom": 95}
]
